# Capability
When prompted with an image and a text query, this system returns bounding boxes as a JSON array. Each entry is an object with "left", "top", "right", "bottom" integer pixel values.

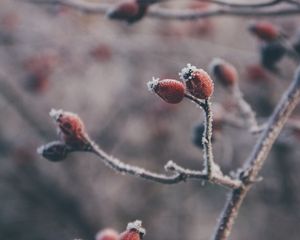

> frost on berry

[
  {"left": 49, "top": 108, "right": 90, "bottom": 150},
  {"left": 95, "top": 228, "right": 119, "bottom": 240},
  {"left": 179, "top": 63, "right": 197, "bottom": 82},
  {"left": 147, "top": 77, "right": 185, "bottom": 104},
  {"left": 37, "top": 141, "right": 69, "bottom": 162},
  {"left": 179, "top": 64, "right": 214, "bottom": 99},
  {"left": 126, "top": 220, "right": 145, "bottom": 236},
  {"left": 209, "top": 58, "right": 238, "bottom": 87},
  {"left": 119, "top": 220, "right": 146, "bottom": 240},
  {"left": 147, "top": 77, "right": 160, "bottom": 92}
]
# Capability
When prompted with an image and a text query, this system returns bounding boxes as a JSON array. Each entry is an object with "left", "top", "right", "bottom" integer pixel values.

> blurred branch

[
  {"left": 203, "top": 0, "right": 284, "bottom": 8},
  {"left": 230, "top": 85, "right": 259, "bottom": 132},
  {"left": 0, "top": 74, "right": 54, "bottom": 140},
  {"left": 213, "top": 65, "right": 300, "bottom": 240},
  {"left": 27, "top": 0, "right": 300, "bottom": 20}
]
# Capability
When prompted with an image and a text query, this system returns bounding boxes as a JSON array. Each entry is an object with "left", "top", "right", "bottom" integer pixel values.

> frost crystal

[
  {"left": 179, "top": 63, "right": 197, "bottom": 82},
  {"left": 49, "top": 108, "right": 63, "bottom": 121},
  {"left": 36, "top": 145, "right": 44, "bottom": 155},
  {"left": 127, "top": 220, "right": 146, "bottom": 236},
  {"left": 147, "top": 77, "right": 159, "bottom": 92}
]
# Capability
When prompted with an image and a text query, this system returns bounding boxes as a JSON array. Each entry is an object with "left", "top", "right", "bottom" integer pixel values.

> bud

[
  {"left": 260, "top": 41, "right": 286, "bottom": 71},
  {"left": 209, "top": 58, "right": 238, "bottom": 87},
  {"left": 179, "top": 64, "right": 214, "bottom": 99},
  {"left": 292, "top": 37, "right": 300, "bottom": 55},
  {"left": 49, "top": 109, "right": 90, "bottom": 150},
  {"left": 95, "top": 229, "right": 119, "bottom": 240},
  {"left": 37, "top": 141, "right": 69, "bottom": 162},
  {"left": 147, "top": 77, "right": 185, "bottom": 104},
  {"left": 106, "top": 0, "right": 148, "bottom": 24},
  {"left": 120, "top": 220, "right": 146, "bottom": 240},
  {"left": 248, "top": 21, "right": 280, "bottom": 42}
]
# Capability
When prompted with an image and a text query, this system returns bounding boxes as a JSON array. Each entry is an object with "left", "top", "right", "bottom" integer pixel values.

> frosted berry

[
  {"left": 107, "top": 0, "right": 148, "bottom": 24},
  {"left": 147, "top": 77, "right": 185, "bottom": 104},
  {"left": 179, "top": 64, "right": 214, "bottom": 99},
  {"left": 248, "top": 21, "right": 280, "bottom": 42},
  {"left": 95, "top": 229, "right": 119, "bottom": 240},
  {"left": 37, "top": 141, "right": 69, "bottom": 162},
  {"left": 120, "top": 220, "right": 145, "bottom": 240},
  {"left": 49, "top": 109, "right": 90, "bottom": 150},
  {"left": 209, "top": 58, "right": 238, "bottom": 87}
]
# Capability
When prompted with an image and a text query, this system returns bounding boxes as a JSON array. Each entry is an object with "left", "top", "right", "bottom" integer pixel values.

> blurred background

[{"left": 1, "top": 0, "right": 300, "bottom": 239}]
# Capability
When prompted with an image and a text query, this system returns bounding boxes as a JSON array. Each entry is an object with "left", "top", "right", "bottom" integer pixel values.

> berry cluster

[{"left": 147, "top": 64, "right": 214, "bottom": 104}]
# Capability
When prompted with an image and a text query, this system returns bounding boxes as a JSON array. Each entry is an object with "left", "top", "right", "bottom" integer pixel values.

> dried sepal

[
  {"left": 120, "top": 220, "right": 146, "bottom": 240},
  {"left": 37, "top": 141, "right": 69, "bottom": 162}
]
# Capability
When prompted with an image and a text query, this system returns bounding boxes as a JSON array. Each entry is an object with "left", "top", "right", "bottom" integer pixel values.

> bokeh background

[{"left": 1, "top": 0, "right": 300, "bottom": 239}]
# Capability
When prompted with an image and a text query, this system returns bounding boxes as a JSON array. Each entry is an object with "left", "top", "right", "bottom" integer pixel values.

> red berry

[
  {"left": 120, "top": 220, "right": 145, "bottom": 240},
  {"left": 90, "top": 44, "right": 112, "bottom": 62},
  {"left": 246, "top": 64, "right": 269, "bottom": 83},
  {"left": 179, "top": 64, "right": 214, "bottom": 99},
  {"left": 49, "top": 109, "right": 89, "bottom": 149},
  {"left": 147, "top": 77, "right": 185, "bottom": 104},
  {"left": 248, "top": 21, "right": 280, "bottom": 42},
  {"left": 95, "top": 229, "right": 119, "bottom": 240},
  {"left": 209, "top": 58, "right": 238, "bottom": 87}
]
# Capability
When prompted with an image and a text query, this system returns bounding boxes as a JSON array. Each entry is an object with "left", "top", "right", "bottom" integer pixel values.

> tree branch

[
  {"left": 213, "top": 65, "right": 300, "bottom": 240},
  {"left": 87, "top": 140, "right": 242, "bottom": 188},
  {"left": 27, "top": 0, "right": 300, "bottom": 21}
]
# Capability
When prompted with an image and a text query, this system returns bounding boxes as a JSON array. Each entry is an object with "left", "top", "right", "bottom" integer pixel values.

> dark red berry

[
  {"left": 209, "top": 58, "right": 238, "bottom": 87},
  {"left": 148, "top": 78, "right": 185, "bottom": 104},
  {"left": 248, "top": 21, "right": 280, "bottom": 42},
  {"left": 179, "top": 64, "right": 214, "bottom": 99}
]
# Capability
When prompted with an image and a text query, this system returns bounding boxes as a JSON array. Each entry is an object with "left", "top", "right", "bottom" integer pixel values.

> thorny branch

[{"left": 212, "top": 65, "right": 300, "bottom": 240}]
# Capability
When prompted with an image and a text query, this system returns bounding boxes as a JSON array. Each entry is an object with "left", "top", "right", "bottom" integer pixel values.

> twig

[
  {"left": 230, "top": 85, "right": 259, "bottom": 132},
  {"left": 285, "top": 0, "right": 300, "bottom": 7},
  {"left": 202, "top": 0, "right": 283, "bottom": 8},
  {"left": 86, "top": 138, "right": 242, "bottom": 188},
  {"left": 213, "top": 65, "right": 300, "bottom": 240},
  {"left": 27, "top": 0, "right": 300, "bottom": 20},
  {"left": 202, "top": 99, "right": 215, "bottom": 179},
  {"left": 184, "top": 94, "right": 217, "bottom": 179},
  {"left": 0, "top": 75, "right": 54, "bottom": 140}
]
